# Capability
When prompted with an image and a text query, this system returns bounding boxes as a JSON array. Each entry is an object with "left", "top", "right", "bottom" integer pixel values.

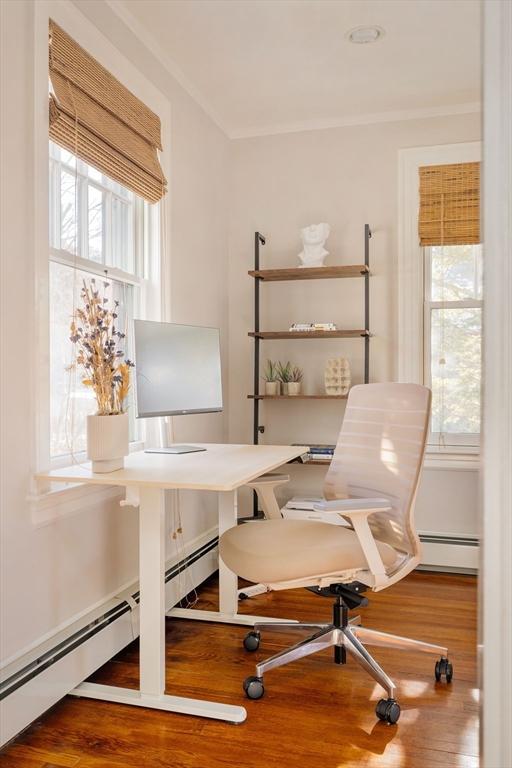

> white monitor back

[{"left": 134, "top": 320, "right": 223, "bottom": 418}]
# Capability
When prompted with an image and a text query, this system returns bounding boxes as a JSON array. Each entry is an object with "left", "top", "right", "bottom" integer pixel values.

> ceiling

[{"left": 113, "top": 0, "right": 481, "bottom": 138}]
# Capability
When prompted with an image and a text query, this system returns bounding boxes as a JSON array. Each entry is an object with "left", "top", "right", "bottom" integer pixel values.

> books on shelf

[
  {"left": 289, "top": 322, "right": 337, "bottom": 332},
  {"left": 292, "top": 443, "right": 335, "bottom": 463}
]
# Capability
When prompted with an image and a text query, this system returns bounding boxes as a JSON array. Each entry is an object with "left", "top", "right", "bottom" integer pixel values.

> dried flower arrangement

[{"left": 69, "top": 273, "right": 134, "bottom": 416}]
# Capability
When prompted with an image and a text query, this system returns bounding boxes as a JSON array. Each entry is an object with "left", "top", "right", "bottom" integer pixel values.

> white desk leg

[
  {"left": 138, "top": 486, "right": 166, "bottom": 697},
  {"left": 70, "top": 486, "right": 246, "bottom": 723},
  {"left": 169, "top": 489, "right": 298, "bottom": 628},
  {"left": 218, "top": 489, "right": 239, "bottom": 616}
]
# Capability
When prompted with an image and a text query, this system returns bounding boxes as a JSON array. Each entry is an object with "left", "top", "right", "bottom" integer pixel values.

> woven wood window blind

[
  {"left": 49, "top": 20, "right": 167, "bottom": 203},
  {"left": 418, "top": 162, "right": 480, "bottom": 246}
]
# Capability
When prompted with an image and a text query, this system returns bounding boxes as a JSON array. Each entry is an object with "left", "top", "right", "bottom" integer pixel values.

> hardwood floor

[{"left": 0, "top": 571, "right": 478, "bottom": 768}]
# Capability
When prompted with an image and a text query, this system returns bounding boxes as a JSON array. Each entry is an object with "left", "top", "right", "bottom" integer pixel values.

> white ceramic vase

[
  {"left": 87, "top": 413, "right": 129, "bottom": 473},
  {"left": 265, "top": 381, "right": 280, "bottom": 396},
  {"left": 287, "top": 382, "right": 302, "bottom": 396}
]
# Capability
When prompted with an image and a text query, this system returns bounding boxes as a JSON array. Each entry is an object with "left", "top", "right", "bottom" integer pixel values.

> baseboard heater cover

[
  {"left": 418, "top": 531, "right": 479, "bottom": 572},
  {"left": 0, "top": 535, "right": 218, "bottom": 746}
]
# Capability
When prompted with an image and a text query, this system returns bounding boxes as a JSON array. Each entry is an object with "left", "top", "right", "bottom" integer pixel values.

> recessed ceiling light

[{"left": 347, "top": 26, "right": 384, "bottom": 44}]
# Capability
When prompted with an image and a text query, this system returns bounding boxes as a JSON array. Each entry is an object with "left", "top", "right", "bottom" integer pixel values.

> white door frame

[{"left": 482, "top": 1, "right": 512, "bottom": 766}]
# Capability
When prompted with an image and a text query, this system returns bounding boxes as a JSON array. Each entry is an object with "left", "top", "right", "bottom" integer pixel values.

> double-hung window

[
  {"left": 45, "top": 20, "right": 166, "bottom": 472},
  {"left": 398, "top": 144, "right": 481, "bottom": 459},
  {"left": 424, "top": 243, "right": 482, "bottom": 449},
  {"left": 48, "top": 141, "right": 148, "bottom": 462}
]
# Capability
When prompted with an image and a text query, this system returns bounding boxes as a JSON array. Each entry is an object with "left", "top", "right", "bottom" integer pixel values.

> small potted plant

[
  {"left": 69, "top": 274, "right": 134, "bottom": 473},
  {"left": 288, "top": 365, "right": 303, "bottom": 396},
  {"left": 277, "top": 361, "right": 292, "bottom": 395},
  {"left": 263, "top": 359, "right": 280, "bottom": 396}
]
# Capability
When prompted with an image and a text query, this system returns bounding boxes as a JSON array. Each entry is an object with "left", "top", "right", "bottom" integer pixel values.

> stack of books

[{"left": 293, "top": 444, "right": 336, "bottom": 463}]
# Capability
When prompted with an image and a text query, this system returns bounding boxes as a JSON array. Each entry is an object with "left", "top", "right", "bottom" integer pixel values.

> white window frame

[
  {"left": 397, "top": 141, "right": 481, "bottom": 466},
  {"left": 31, "top": 0, "right": 171, "bottom": 518},
  {"left": 48, "top": 145, "right": 155, "bottom": 467}
]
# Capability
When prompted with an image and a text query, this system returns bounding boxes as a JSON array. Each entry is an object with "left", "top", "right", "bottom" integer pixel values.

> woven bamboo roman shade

[
  {"left": 48, "top": 20, "right": 167, "bottom": 203},
  {"left": 418, "top": 162, "right": 480, "bottom": 246}
]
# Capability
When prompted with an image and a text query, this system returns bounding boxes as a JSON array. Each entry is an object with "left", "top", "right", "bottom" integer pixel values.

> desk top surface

[{"left": 37, "top": 444, "right": 308, "bottom": 492}]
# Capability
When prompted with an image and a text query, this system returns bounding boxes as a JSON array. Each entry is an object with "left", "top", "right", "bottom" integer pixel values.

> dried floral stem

[{"left": 69, "top": 273, "right": 134, "bottom": 416}]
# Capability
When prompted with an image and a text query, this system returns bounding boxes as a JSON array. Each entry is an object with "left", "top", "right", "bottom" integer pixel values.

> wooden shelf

[
  {"left": 249, "top": 330, "right": 369, "bottom": 339},
  {"left": 249, "top": 265, "right": 369, "bottom": 282},
  {"left": 248, "top": 394, "right": 347, "bottom": 400}
]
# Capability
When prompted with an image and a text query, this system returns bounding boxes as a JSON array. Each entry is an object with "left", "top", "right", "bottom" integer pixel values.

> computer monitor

[{"left": 133, "top": 319, "right": 223, "bottom": 454}]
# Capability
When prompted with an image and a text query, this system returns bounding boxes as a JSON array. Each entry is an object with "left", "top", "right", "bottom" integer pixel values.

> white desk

[{"left": 37, "top": 443, "right": 306, "bottom": 724}]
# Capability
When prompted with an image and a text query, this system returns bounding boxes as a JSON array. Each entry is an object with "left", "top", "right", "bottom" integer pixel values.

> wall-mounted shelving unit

[{"left": 248, "top": 225, "right": 372, "bottom": 511}]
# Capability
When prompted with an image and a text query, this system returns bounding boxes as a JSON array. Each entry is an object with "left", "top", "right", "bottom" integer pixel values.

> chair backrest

[{"left": 324, "top": 383, "right": 431, "bottom": 555}]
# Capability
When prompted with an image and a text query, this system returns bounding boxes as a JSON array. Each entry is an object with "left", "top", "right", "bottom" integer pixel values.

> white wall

[
  {"left": 228, "top": 114, "right": 481, "bottom": 537},
  {"left": 0, "top": 0, "right": 229, "bottom": 665}
]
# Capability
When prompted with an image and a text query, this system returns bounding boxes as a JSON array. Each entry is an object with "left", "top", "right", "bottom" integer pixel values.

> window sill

[
  {"left": 424, "top": 450, "right": 480, "bottom": 471},
  {"left": 31, "top": 442, "right": 145, "bottom": 525},
  {"left": 49, "top": 441, "right": 145, "bottom": 470},
  {"left": 29, "top": 482, "right": 124, "bottom": 528}
]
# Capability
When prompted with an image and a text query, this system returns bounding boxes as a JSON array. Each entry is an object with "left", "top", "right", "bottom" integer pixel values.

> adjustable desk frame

[{"left": 37, "top": 444, "right": 306, "bottom": 724}]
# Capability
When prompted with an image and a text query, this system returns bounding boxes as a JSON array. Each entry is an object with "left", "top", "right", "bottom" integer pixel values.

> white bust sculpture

[{"left": 298, "top": 222, "right": 330, "bottom": 268}]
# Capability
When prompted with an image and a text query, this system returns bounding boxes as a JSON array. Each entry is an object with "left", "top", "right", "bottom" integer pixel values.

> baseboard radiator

[
  {"left": 418, "top": 531, "right": 478, "bottom": 573},
  {"left": 0, "top": 533, "right": 218, "bottom": 747}
]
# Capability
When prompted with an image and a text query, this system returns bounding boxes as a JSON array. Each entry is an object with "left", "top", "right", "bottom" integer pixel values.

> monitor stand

[{"left": 145, "top": 445, "right": 207, "bottom": 455}]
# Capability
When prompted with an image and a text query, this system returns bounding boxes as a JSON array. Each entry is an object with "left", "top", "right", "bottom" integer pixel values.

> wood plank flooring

[{"left": 0, "top": 571, "right": 478, "bottom": 768}]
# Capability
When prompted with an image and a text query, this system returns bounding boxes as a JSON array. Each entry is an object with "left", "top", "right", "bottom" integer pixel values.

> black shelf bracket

[
  {"left": 253, "top": 232, "right": 265, "bottom": 516},
  {"left": 364, "top": 224, "right": 371, "bottom": 384}
]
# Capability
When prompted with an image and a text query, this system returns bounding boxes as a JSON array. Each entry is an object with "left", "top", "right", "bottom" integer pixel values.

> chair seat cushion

[{"left": 219, "top": 519, "right": 398, "bottom": 585}]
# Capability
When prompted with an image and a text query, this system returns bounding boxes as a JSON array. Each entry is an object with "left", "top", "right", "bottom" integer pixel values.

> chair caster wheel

[
  {"left": 243, "top": 631, "right": 260, "bottom": 652},
  {"left": 243, "top": 676, "right": 264, "bottom": 700},
  {"left": 376, "top": 698, "right": 401, "bottom": 724},
  {"left": 435, "top": 657, "right": 453, "bottom": 683},
  {"left": 238, "top": 592, "right": 249, "bottom": 601}
]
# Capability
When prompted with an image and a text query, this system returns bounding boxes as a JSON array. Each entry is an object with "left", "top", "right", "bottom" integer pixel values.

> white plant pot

[
  {"left": 87, "top": 413, "right": 129, "bottom": 473},
  {"left": 287, "top": 382, "right": 302, "bottom": 396},
  {"left": 265, "top": 381, "right": 280, "bottom": 396}
]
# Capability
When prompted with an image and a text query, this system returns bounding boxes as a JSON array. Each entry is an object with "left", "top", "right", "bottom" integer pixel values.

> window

[
  {"left": 398, "top": 142, "right": 482, "bottom": 460},
  {"left": 49, "top": 141, "right": 150, "bottom": 461},
  {"left": 424, "top": 244, "right": 482, "bottom": 448}
]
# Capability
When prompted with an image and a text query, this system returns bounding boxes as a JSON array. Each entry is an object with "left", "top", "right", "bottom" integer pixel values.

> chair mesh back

[{"left": 324, "top": 383, "right": 431, "bottom": 555}]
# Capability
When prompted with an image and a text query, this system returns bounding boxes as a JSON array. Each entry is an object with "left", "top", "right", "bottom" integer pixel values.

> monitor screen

[{"left": 134, "top": 320, "right": 223, "bottom": 418}]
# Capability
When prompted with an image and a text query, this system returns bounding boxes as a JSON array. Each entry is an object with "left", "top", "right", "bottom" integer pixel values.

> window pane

[
  {"left": 60, "top": 170, "right": 77, "bottom": 254},
  {"left": 431, "top": 244, "right": 482, "bottom": 301},
  {"left": 88, "top": 185, "right": 104, "bottom": 263},
  {"left": 430, "top": 307, "right": 481, "bottom": 440},
  {"left": 111, "top": 197, "right": 134, "bottom": 273},
  {"left": 87, "top": 164, "right": 102, "bottom": 183},
  {"left": 50, "top": 262, "right": 137, "bottom": 458},
  {"left": 60, "top": 149, "right": 77, "bottom": 169}
]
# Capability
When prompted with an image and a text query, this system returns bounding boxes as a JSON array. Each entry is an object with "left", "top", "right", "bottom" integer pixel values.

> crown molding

[
  {"left": 230, "top": 101, "right": 482, "bottom": 140},
  {"left": 104, "top": 0, "right": 230, "bottom": 137},
  {"left": 102, "top": 1, "right": 480, "bottom": 142}
]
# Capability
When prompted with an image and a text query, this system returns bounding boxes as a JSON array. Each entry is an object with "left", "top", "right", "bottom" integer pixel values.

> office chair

[
  {"left": 220, "top": 383, "right": 453, "bottom": 724},
  {"left": 237, "top": 472, "right": 290, "bottom": 600}
]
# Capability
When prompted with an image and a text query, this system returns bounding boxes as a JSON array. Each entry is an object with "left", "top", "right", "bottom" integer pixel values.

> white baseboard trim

[
  {"left": 0, "top": 528, "right": 219, "bottom": 747},
  {"left": 418, "top": 531, "right": 479, "bottom": 573}
]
